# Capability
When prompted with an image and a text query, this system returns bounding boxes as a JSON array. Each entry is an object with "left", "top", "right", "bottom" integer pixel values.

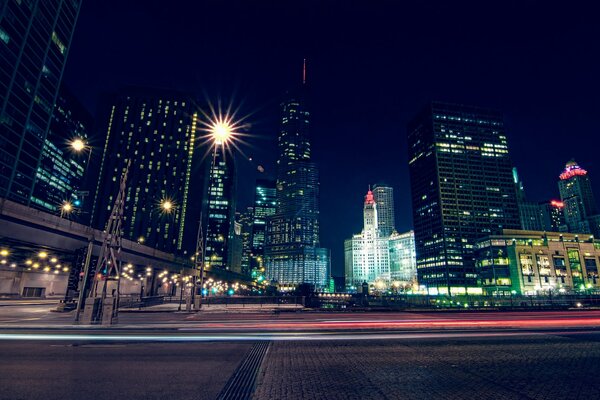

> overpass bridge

[{"left": 0, "top": 199, "right": 253, "bottom": 299}]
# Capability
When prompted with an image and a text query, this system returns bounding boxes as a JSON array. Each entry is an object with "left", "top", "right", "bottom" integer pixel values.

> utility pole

[
  {"left": 82, "top": 161, "right": 129, "bottom": 325},
  {"left": 193, "top": 215, "right": 206, "bottom": 310}
]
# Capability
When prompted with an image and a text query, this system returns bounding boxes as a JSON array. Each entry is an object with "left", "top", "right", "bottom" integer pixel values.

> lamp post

[{"left": 69, "top": 138, "right": 93, "bottom": 214}]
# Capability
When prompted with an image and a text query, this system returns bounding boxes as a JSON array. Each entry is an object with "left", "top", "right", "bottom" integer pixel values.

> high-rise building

[
  {"left": 344, "top": 189, "right": 390, "bottom": 290},
  {"left": 388, "top": 230, "right": 417, "bottom": 284},
  {"left": 407, "top": 102, "right": 520, "bottom": 294},
  {"left": 204, "top": 143, "right": 236, "bottom": 269},
  {"left": 251, "top": 178, "right": 277, "bottom": 271},
  {"left": 539, "top": 200, "right": 566, "bottom": 232},
  {"left": 92, "top": 89, "right": 197, "bottom": 254},
  {"left": 239, "top": 207, "right": 254, "bottom": 275},
  {"left": 513, "top": 167, "right": 545, "bottom": 231},
  {"left": 558, "top": 160, "right": 599, "bottom": 235},
  {"left": 1, "top": 0, "right": 82, "bottom": 206},
  {"left": 372, "top": 184, "right": 395, "bottom": 237},
  {"left": 265, "top": 73, "right": 330, "bottom": 289},
  {"left": 30, "top": 86, "right": 92, "bottom": 213}
]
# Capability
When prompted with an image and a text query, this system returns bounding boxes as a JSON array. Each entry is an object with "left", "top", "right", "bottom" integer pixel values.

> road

[{"left": 3, "top": 303, "right": 600, "bottom": 399}]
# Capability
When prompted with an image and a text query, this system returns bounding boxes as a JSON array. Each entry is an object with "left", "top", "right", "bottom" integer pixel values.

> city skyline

[{"left": 19, "top": 1, "right": 600, "bottom": 278}]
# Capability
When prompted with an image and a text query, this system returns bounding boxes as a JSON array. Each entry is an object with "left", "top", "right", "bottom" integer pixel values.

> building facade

[
  {"left": 372, "top": 185, "right": 395, "bottom": 237},
  {"left": 30, "top": 86, "right": 91, "bottom": 213},
  {"left": 0, "top": 0, "right": 82, "bottom": 206},
  {"left": 407, "top": 102, "right": 520, "bottom": 295},
  {"left": 388, "top": 230, "right": 417, "bottom": 284},
  {"left": 475, "top": 229, "right": 600, "bottom": 295},
  {"left": 251, "top": 179, "right": 276, "bottom": 273},
  {"left": 203, "top": 143, "right": 236, "bottom": 269},
  {"left": 92, "top": 90, "right": 197, "bottom": 254},
  {"left": 558, "top": 160, "right": 600, "bottom": 236},
  {"left": 265, "top": 82, "right": 330, "bottom": 289},
  {"left": 344, "top": 189, "right": 390, "bottom": 290}
]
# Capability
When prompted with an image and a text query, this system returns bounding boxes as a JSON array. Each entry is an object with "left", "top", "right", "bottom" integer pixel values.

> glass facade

[
  {"left": 251, "top": 178, "right": 276, "bottom": 271},
  {"left": 0, "top": 0, "right": 82, "bottom": 206},
  {"left": 265, "top": 85, "right": 329, "bottom": 289},
  {"left": 372, "top": 185, "right": 395, "bottom": 237},
  {"left": 407, "top": 102, "right": 520, "bottom": 293},
  {"left": 30, "top": 86, "right": 91, "bottom": 213},
  {"left": 204, "top": 143, "right": 236, "bottom": 269},
  {"left": 92, "top": 90, "right": 197, "bottom": 254}
]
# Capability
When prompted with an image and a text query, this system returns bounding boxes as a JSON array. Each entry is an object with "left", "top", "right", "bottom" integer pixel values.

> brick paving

[{"left": 253, "top": 334, "right": 600, "bottom": 399}]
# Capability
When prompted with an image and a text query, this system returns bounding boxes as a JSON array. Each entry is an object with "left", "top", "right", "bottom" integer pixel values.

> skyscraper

[
  {"left": 344, "top": 189, "right": 390, "bottom": 290},
  {"left": 0, "top": 0, "right": 82, "bottom": 206},
  {"left": 204, "top": 143, "right": 236, "bottom": 269},
  {"left": 30, "top": 86, "right": 92, "bottom": 213},
  {"left": 251, "top": 178, "right": 277, "bottom": 271},
  {"left": 92, "top": 89, "right": 197, "bottom": 254},
  {"left": 539, "top": 200, "right": 566, "bottom": 232},
  {"left": 239, "top": 207, "right": 254, "bottom": 275},
  {"left": 372, "top": 184, "right": 395, "bottom": 237},
  {"left": 407, "top": 102, "right": 520, "bottom": 294},
  {"left": 558, "top": 160, "right": 599, "bottom": 235},
  {"left": 265, "top": 69, "right": 330, "bottom": 289}
]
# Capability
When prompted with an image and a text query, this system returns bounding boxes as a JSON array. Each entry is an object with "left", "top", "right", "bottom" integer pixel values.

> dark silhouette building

[
  {"left": 265, "top": 70, "right": 330, "bottom": 289},
  {"left": 407, "top": 102, "right": 520, "bottom": 294},
  {"left": 92, "top": 89, "right": 198, "bottom": 254}
]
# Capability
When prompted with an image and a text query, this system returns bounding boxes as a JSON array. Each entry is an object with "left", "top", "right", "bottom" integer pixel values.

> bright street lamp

[
  {"left": 60, "top": 200, "right": 73, "bottom": 218},
  {"left": 210, "top": 121, "right": 233, "bottom": 145},
  {"left": 70, "top": 138, "right": 86, "bottom": 152},
  {"left": 160, "top": 199, "right": 174, "bottom": 214}
]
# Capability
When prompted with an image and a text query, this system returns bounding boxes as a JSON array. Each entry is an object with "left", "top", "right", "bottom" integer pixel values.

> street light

[
  {"left": 70, "top": 138, "right": 86, "bottom": 152},
  {"left": 160, "top": 199, "right": 174, "bottom": 214},
  {"left": 210, "top": 120, "right": 233, "bottom": 145},
  {"left": 60, "top": 200, "right": 73, "bottom": 217}
]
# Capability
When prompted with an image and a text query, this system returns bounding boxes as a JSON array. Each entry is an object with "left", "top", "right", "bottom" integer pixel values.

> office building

[
  {"left": 265, "top": 75, "right": 330, "bottom": 289},
  {"left": 344, "top": 189, "right": 390, "bottom": 290},
  {"left": 475, "top": 229, "right": 600, "bottom": 295},
  {"left": 239, "top": 207, "right": 254, "bottom": 275},
  {"left": 558, "top": 160, "right": 600, "bottom": 236},
  {"left": 407, "top": 102, "right": 520, "bottom": 294},
  {"left": 388, "top": 230, "right": 417, "bottom": 284},
  {"left": 203, "top": 142, "right": 236, "bottom": 269},
  {"left": 539, "top": 200, "right": 566, "bottom": 232},
  {"left": 251, "top": 179, "right": 277, "bottom": 272},
  {"left": 0, "top": 0, "right": 82, "bottom": 206},
  {"left": 372, "top": 184, "right": 395, "bottom": 237},
  {"left": 30, "top": 86, "right": 92, "bottom": 213},
  {"left": 92, "top": 89, "right": 197, "bottom": 254}
]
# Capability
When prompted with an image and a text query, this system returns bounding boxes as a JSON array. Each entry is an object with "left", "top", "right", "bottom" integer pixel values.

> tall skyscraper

[
  {"left": 203, "top": 143, "right": 236, "bottom": 269},
  {"left": 92, "top": 89, "right": 197, "bottom": 254},
  {"left": 265, "top": 69, "right": 330, "bottom": 289},
  {"left": 558, "top": 160, "right": 599, "bottom": 235},
  {"left": 407, "top": 102, "right": 520, "bottom": 294},
  {"left": 0, "top": 0, "right": 82, "bottom": 206},
  {"left": 251, "top": 178, "right": 277, "bottom": 270},
  {"left": 372, "top": 184, "right": 395, "bottom": 237},
  {"left": 344, "top": 189, "right": 390, "bottom": 290},
  {"left": 239, "top": 207, "right": 254, "bottom": 275},
  {"left": 30, "top": 86, "right": 92, "bottom": 213}
]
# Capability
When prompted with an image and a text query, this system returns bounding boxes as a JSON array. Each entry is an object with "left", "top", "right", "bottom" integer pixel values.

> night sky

[{"left": 63, "top": 1, "right": 600, "bottom": 276}]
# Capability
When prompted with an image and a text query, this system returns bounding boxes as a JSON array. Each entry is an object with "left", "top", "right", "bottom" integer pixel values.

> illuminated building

[
  {"left": 372, "top": 184, "right": 395, "bottom": 237},
  {"left": 389, "top": 230, "right": 417, "bottom": 283},
  {"left": 0, "top": 0, "right": 82, "bottom": 206},
  {"left": 265, "top": 69, "right": 330, "bottom": 289},
  {"left": 475, "top": 229, "right": 600, "bottom": 295},
  {"left": 558, "top": 160, "right": 600, "bottom": 236},
  {"left": 238, "top": 207, "right": 254, "bottom": 275},
  {"left": 251, "top": 179, "right": 276, "bottom": 272},
  {"left": 513, "top": 167, "right": 544, "bottom": 231},
  {"left": 344, "top": 189, "right": 390, "bottom": 290},
  {"left": 30, "top": 86, "right": 92, "bottom": 213},
  {"left": 539, "top": 200, "right": 566, "bottom": 232},
  {"left": 92, "top": 89, "right": 197, "bottom": 254},
  {"left": 407, "top": 102, "right": 520, "bottom": 295},
  {"left": 204, "top": 142, "right": 236, "bottom": 269}
]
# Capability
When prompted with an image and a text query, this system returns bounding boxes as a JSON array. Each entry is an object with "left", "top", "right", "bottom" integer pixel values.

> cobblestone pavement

[{"left": 253, "top": 333, "right": 600, "bottom": 399}]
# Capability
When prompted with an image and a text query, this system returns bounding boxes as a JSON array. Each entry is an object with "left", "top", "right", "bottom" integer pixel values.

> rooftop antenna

[{"left": 302, "top": 58, "right": 307, "bottom": 85}]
